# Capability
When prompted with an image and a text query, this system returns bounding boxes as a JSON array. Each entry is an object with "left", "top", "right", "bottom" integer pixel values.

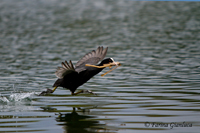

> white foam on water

[
  {"left": 0, "top": 96, "right": 10, "bottom": 103},
  {"left": 0, "top": 92, "right": 39, "bottom": 112},
  {"left": 0, "top": 92, "right": 36, "bottom": 103},
  {"left": 10, "top": 92, "right": 32, "bottom": 102}
]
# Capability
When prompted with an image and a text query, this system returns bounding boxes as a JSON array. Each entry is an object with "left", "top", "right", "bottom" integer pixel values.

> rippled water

[{"left": 1, "top": 0, "right": 200, "bottom": 133}]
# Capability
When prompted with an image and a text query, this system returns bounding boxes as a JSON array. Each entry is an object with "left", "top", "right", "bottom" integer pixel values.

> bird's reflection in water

[{"left": 56, "top": 107, "right": 113, "bottom": 133}]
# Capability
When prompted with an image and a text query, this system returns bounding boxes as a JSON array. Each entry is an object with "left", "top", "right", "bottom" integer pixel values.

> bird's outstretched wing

[
  {"left": 75, "top": 46, "right": 108, "bottom": 73},
  {"left": 55, "top": 60, "right": 77, "bottom": 79}
]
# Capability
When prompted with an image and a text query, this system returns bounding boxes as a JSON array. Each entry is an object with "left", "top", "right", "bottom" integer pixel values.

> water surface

[{"left": 0, "top": 0, "right": 200, "bottom": 133}]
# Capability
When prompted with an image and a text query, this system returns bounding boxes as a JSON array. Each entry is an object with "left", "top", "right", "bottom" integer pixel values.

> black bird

[{"left": 40, "top": 46, "right": 120, "bottom": 96}]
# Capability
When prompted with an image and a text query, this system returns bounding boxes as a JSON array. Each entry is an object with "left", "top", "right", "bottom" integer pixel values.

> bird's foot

[
  {"left": 72, "top": 90, "right": 97, "bottom": 95},
  {"left": 83, "top": 90, "right": 97, "bottom": 95},
  {"left": 39, "top": 88, "right": 53, "bottom": 96}
]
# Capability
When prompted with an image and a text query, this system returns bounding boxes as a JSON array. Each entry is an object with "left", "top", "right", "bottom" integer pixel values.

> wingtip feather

[{"left": 75, "top": 46, "right": 109, "bottom": 68}]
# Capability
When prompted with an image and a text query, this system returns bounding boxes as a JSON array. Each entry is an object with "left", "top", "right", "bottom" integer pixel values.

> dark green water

[{"left": 0, "top": 0, "right": 200, "bottom": 133}]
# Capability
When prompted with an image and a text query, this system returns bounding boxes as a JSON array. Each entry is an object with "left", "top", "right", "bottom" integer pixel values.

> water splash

[
  {"left": 0, "top": 92, "right": 39, "bottom": 112},
  {"left": 0, "top": 96, "right": 10, "bottom": 103},
  {"left": 0, "top": 92, "right": 36, "bottom": 103}
]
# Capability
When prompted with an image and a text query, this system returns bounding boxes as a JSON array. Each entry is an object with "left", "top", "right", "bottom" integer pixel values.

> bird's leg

[
  {"left": 39, "top": 86, "right": 58, "bottom": 96},
  {"left": 52, "top": 86, "right": 58, "bottom": 93},
  {"left": 71, "top": 90, "right": 84, "bottom": 95},
  {"left": 72, "top": 90, "right": 97, "bottom": 95}
]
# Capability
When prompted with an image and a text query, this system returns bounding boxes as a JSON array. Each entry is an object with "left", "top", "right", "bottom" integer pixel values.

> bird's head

[
  {"left": 99, "top": 58, "right": 120, "bottom": 67},
  {"left": 99, "top": 58, "right": 119, "bottom": 66}
]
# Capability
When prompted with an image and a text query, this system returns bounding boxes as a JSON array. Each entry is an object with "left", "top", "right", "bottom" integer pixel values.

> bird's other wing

[
  {"left": 55, "top": 60, "right": 77, "bottom": 79},
  {"left": 75, "top": 46, "right": 108, "bottom": 73}
]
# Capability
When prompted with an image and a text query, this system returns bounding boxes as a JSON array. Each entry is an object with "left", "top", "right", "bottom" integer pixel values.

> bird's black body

[
  {"left": 52, "top": 47, "right": 114, "bottom": 94},
  {"left": 53, "top": 65, "right": 104, "bottom": 93}
]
